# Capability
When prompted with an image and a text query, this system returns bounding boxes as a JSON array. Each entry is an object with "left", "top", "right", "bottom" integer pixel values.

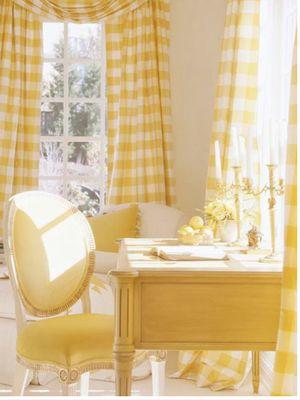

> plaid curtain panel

[
  {"left": 206, "top": 0, "right": 260, "bottom": 202},
  {"left": 0, "top": 0, "right": 42, "bottom": 236},
  {"left": 271, "top": 36, "right": 297, "bottom": 396},
  {"left": 13, "top": 0, "right": 147, "bottom": 22},
  {"left": 105, "top": 0, "right": 175, "bottom": 205},
  {"left": 172, "top": 0, "right": 260, "bottom": 390}
]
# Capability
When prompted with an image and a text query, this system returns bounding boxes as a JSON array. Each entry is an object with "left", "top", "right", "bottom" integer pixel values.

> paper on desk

[{"left": 150, "top": 245, "right": 228, "bottom": 261}]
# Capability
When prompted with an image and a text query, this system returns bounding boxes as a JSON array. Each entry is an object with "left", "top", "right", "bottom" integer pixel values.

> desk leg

[
  {"left": 115, "top": 351, "right": 135, "bottom": 395},
  {"left": 251, "top": 351, "right": 260, "bottom": 394},
  {"left": 111, "top": 272, "right": 136, "bottom": 396}
]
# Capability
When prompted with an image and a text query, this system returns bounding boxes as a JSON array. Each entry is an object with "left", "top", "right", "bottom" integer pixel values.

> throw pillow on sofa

[{"left": 88, "top": 204, "right": 139, "bottom": 253}]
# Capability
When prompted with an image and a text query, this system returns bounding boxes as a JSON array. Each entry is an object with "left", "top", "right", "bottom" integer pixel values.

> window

[
  {"left": 257, "top": 0, "right": 296, "bottom": 249},
  {"left": 39, "top": 22, "right": 106, "bottom": 216}
]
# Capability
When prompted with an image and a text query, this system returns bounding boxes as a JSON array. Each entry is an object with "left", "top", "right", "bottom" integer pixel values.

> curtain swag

[{"left": 12, "top": 0, "right": 148, "bottom": 22}]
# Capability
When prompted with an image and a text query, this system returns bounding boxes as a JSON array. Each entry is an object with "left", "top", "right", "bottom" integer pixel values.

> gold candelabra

[
  {"left": 232, "top": 166, "right": 244, "bottom": 245},
  {"left": 260, "top": 164, "right": 284, "bottom": 263},
  {"left": 215, "top": 164, "right": 284, "bottom": 253}
]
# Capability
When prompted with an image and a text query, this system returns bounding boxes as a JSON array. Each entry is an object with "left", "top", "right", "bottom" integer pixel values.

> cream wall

[{"left": 170, "top": 0, "right": 226, "bottom": 217}]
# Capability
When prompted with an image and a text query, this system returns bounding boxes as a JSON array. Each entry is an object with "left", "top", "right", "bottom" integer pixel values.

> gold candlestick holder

[
  {"left": 260, "top": 164, "right": 284, "bottom": 263},
  {"left": 214, "top": 164, "right": 284, "bottom": 251},
  {"left": 230, "top": 166, "right": 246, "bottom": 246}
]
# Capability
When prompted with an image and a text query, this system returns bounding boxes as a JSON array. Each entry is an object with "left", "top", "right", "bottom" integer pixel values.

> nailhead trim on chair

[{"left": 17, "top": 354, "right": 114, "bottom": 384}]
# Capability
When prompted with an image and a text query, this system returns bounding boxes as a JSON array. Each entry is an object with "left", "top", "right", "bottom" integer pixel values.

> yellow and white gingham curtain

[
  {"left": 171, "top": 350, "right": 250, "bottom": 391},
  {"left": 271, "top": 37, "right": 297, "bottom": 396},
  {"left": 172, "top": 0, "right": 259, "bottom": 390},
  {"left": 206, "top": 0, "right": 260, "bottom": 200},
  {"left": 13, "top": 0, "right": 147, "bottom": 22},
  {"left": 0, "top": 0, "right": 175, "bottom": 233},
  {"left": 0, "top": 0, "right": 42, "bottom": 236},
  {"left": 105, "top": 0, "right": 175, "bottom": 205}
]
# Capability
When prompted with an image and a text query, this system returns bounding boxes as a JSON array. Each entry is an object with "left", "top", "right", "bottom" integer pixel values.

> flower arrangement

[
  {"left": 202, "top": 199, "right": 236, "bottom": 241},
  {"left": 204, "top": 199, "right": 236, "bottom": 224}
]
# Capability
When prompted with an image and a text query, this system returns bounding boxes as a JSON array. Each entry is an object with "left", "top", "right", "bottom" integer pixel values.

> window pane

[
  {"left": 43, "top": 23, "right": 64, "bottom": 58},
  {"left": 42, "top": 63, "right": 64, "bottom": 98},
  {"left": 69, "top": 64, "right": 100, "bottom": 98},
  {"left": 39, "top": 179, "right": 64, "bottom": 196},
  {"left": 68, "top": 23, "right": 102, "bottom": 59},
  {"left": 40, "top": 142, "right": 64, "bottom": 177},
  {"left": 67, "top": 142, "right": 100, "bottom": 177},
  {"left": 41, "top": 102, "right": 63, "bottom": 136},
  {"left": 68, "top": 103, "right": 101, "bottom": 136},
  {"left": 67, "top": 182, "right": 101, "bottom": 216}
]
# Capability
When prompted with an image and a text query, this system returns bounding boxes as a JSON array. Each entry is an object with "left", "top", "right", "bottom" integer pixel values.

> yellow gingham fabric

[
  {"left": 171, "top": 350, "right": 251, "bottom": 391},
  {"left": 174, "top": 0, "right": 260, "bottom": 390},
  {"left": 271, "top": 37, "right": 297, "bottom": 396},
  {"left": 13, "top": 0, "right": 147, "bottom": 22},
  {"left": 0, "top": 0, "right": 42, "bottom": 236},
  {"left": 105, "top": 0, "right": 175, "bottom": 205},
  {"left": 206, "top": 0, "right": 260, "bottom": 200}
]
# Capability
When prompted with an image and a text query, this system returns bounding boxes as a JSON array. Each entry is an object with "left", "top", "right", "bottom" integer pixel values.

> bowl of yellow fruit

[{"left": 178, "top": 216, "right": 214, "bottom": 245}]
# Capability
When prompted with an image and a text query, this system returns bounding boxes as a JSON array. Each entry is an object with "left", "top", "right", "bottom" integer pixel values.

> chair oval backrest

[{"left": 4, "top": 191, "right": 95, "bottom": 317}]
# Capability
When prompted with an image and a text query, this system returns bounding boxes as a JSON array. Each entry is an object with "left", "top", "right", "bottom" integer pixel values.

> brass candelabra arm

[
  {"left": 240, "top": 178, "right": 268, "bottom": 197},
  {"left": 215, "top": 181, "right": 235, "bottom": 199},
  {"left": 275, "top": 178, "right": 285, "bottom": 196}
]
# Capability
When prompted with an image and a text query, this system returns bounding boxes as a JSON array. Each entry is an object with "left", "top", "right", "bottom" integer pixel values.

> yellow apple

[
  {"left": 178, "top": 225, "right": 194, "bottom": 235},
  {"left": 189, "top": 216, "right": 204, "bottom": 230}
]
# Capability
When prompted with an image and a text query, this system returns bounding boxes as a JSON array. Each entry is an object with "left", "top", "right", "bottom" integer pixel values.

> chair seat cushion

[{"left": 17, "top": 314, "right": 114, "bottom": 369}]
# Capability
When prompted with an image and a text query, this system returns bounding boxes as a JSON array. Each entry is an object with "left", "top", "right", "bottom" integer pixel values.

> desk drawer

[{"left": 135, "top": 278, "right": 281, "bottom": 350}]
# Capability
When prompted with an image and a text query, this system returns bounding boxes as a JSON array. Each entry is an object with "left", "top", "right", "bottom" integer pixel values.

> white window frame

[{"left": 39, "top": 22, "right": 107, "bottom": 212}]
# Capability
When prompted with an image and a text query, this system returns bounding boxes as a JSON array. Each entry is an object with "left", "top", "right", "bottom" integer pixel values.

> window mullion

[
  {"left": 63, "top": 22, "right": 68, "bottom": 197},
  {"left": 99, "top": 22, "right": 107, "bottom": 210}
]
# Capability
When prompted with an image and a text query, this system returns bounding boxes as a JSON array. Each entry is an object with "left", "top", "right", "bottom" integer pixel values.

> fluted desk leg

[
  {"left": 252, "top": 351, "right": 260, "bottom": 394},
  {"left": 110, "top": 271, "right": 137, "bottom": 396}
]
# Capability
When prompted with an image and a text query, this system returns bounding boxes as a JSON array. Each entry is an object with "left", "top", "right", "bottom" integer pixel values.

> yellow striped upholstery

[
  {"left": 105, "top": 0, "right": 175, "bottom": 205},
  {"left": 0, "top": 0, "right": 42, "bottom": 236},
  {"left": 206, "top": 0, "right": 260, "bottom": 200},
  {"left": 175, "top": 0, "right": 260, "bottom": 389},
  {"left": 271, "top": 37, "right": 297, "bottom": 396}
]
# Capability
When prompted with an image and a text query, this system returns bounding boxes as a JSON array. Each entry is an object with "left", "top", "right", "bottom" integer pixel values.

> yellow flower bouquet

[{"left": 204, "top": 199, "right": 236, "bottom": 225}]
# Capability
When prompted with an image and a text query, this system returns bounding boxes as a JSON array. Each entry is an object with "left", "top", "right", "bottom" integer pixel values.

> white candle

[
  {"left": 231, "top": 126, "right": 240, "bottom": 166},
  {"left": 238, "top": 136, "right": 247, "bottom": 177},
  {"left": 247, "top": 127, "right": 254, "bottom": 180},
  {"left": 214, "top": 140, "right": 222, "bottom": 182},
  {"left": 278, "top": 120, "right": 287, "bottom": 178},
  {"left": 269, "top": 120, "right": 279, "bottom": 165}
]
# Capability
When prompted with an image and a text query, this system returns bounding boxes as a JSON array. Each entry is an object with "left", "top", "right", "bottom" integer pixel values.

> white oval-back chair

[{"left": 4, "top": 191, "right": 114, "bottom": 396}]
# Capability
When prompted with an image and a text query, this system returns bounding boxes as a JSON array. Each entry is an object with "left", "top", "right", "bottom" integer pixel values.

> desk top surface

[{"left": 116, "top": 238, "right": 283, "bottom": 275}]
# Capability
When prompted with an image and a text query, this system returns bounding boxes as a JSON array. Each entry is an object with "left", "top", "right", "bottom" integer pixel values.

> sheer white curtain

[{"left": 256, "top": 0, "right": 296, "bottom": 248}]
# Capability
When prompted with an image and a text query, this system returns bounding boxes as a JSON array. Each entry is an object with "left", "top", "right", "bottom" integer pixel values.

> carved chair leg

[
  {"left": 252, "top": 351, "right": 260, "bottom": 394},
  {"left": 80, "top": 372, "right": 90, "bottom": 396},
  {"left": 149, "top": 351, "right": 167, "bottom": 396},
  {"left": 30, "top": 370, "right": 41, "bottom": 385},
  {"left": 13, "top": 363, "right": 30, "bottom": 396}
]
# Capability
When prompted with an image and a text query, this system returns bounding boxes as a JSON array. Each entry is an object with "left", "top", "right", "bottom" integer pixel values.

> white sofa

[{"left": 0, "top": 202, "right": 187, "bottom": 386}]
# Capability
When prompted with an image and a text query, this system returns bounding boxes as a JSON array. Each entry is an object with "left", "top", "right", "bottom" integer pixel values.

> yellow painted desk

[{"left": 110, "top": 238, "right": 282, "bottom": 396}]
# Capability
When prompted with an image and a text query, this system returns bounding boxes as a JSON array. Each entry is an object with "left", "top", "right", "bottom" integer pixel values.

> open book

[{"left": 150, "top": 245, "right": 228, "bottom": 261}]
